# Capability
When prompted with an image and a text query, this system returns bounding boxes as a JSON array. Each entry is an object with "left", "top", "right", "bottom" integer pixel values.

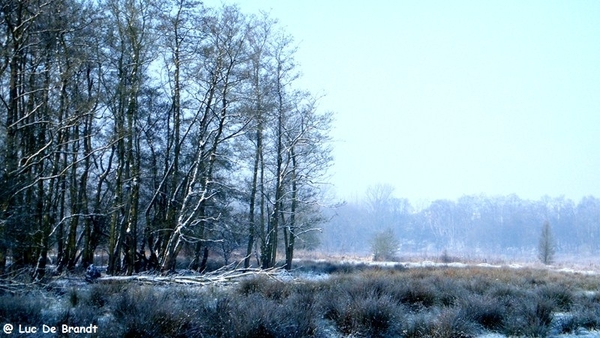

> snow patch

[
  {"left": 556, "top": 268, "right": 598, "bottom": 275},
  {"left": 476, "top": 263, "right": 501, "bottom": 268},
  {"left": 446, "top": 262, "right": 468, "bottom": 268}
]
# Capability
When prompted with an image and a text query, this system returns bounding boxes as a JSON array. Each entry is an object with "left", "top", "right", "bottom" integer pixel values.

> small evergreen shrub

[{"left": 370, "top": 228, "right": 399, "bottom": 261}]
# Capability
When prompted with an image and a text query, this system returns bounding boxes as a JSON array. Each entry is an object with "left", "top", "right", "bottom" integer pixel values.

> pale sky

[{"left": 206, "top": 1, "right": 600, "bottom": 203}]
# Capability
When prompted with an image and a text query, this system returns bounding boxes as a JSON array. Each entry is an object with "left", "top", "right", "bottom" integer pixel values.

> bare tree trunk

[
  {"left": 0, "top": 1, "right": 26, "bottom": 274},
  {"left": 284, "top": 147, "right": 298, "bottom": 270},
  {"left": 81, "top": 69, "right": 97, "bottom": 267},
  {"left": 245, "top": 127, "right": 261, "bottom": 268},
  {"left": 264, "top": 87, "right": 284, "bottom": 269},
  {"left": 160, "top": 74, "right": 218, "bottom": 272}
]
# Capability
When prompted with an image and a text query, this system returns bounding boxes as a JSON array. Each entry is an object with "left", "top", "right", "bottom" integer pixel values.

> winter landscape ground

[{"left": 1, "top": 254, "right": 600, "bottom": 338}]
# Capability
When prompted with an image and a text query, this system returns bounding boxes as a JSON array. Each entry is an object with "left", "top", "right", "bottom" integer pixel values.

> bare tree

[
  {"left": 159, "top": 5, "right": 251, "bottom": 272},
  {"left": 0, "top": 1, "right": 333, "bottom": 277},
  {"left": 242, "top": 12, "right": 276, "bottom": 269},
  {"left": 281, "top": 93, "right": 332, "bottom": 269},
  {"left": 101, "top": 0, "right": 156, "bottom": 275}
]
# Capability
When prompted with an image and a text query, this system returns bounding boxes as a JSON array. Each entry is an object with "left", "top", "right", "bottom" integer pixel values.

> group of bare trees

[
  {"left": 0, "top": 0, "right": 332, "bottom": 278},
  {"left": 323, "top": 185, "right": 600, "bottom": 259}
]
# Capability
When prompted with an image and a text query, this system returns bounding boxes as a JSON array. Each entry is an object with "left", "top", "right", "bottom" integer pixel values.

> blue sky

[{"left": 206, "top": 1, "right": 600, "bottom": 203}]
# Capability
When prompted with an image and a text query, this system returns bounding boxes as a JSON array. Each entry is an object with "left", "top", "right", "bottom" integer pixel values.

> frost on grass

[{"left": 3, "top": 259, "right": 600, "bottom": 337}]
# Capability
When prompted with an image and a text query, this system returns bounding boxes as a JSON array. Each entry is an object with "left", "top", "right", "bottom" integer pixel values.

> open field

[{"left": 1, "top": 261, "right": 600, "bottom": 337}]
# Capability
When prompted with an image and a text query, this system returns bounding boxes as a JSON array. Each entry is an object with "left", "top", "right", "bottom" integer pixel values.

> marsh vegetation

[{"left": 1, "top": 261, "right": 600, "bottom": 337}]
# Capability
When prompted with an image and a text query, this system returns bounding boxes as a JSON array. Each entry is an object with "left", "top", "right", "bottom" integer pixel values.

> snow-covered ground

[
  {"left": 287, "top": 258, "right": 600, "bottom": 338},
  {"left": 38, "top": 257, "right": 600, "bottom": 338},
  {"left": 479, "top": 328, "right": 600, "bottom": 338},
  {"left": 315, "top": 257, "right": 600, "bottom": 276}
]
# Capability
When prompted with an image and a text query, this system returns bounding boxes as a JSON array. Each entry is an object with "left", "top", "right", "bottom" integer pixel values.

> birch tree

[
  {"left": 0, "top": 2, "right": 334, "bottom": 276},
  {"left": 242, "top": 12, "right": 275, "bottom": 268},
  {"left": 160, "top": 5, "right": 250, "bottom": 272},
  {"left": 102, "top": 0, "right": 155, "bottom": 275}
]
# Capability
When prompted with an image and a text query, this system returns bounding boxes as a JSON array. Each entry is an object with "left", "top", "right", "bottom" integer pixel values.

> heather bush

[
  {"left": 294, "top": 259, "right": 405, "bottom": 275},
  {"left": 403, "top": 312, "right": 436, "bottom": 338},
  {"left": 86, "top": 284, "right": 112, "bottom": 308},
  {"left": 59, "top": 305, "right": 99, "bottom": 331},
  {"left": 393, "top": 279, "right": 439, "bottom": 309},
  {"left": 433, "top": 307, "right": 480, "bottom": 338},
  {"left": 108, "top": 286, "right": 197, "bottom": 337},
  {"left": 502, "top": 294, "right": 554, "bottom": 337},
  {"left": 570, "top": 294, "right": 600, "bottom": 330},
  {"left": 1, "top": 263, "right": 600, "bottom": 337},
  {"left": 0, "top": 294, "right": 44, "bottom": 325},
  {"left": 459, "top": 294, "right": 506, "bottom": 330},
  {"left": 537, "top": 283, "right": 574, "bottom": 311},
  {"left": 322, "top": 287, "right": 403, "bottom": 337},
  {"left": 237, "top": 276, "right": 292, "bottom": 300},
  {"left": 207, "top": 292, "right": 321, "bottom": 337}
]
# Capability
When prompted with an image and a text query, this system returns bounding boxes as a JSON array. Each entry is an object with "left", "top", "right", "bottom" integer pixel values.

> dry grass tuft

[{"left": 0, "top": 261, "right": 599, "bottom": 337}]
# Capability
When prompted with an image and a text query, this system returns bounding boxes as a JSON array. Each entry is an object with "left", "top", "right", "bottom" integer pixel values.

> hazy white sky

[{"left": 207, "top": 0, "right": 600, "bottom": 203}]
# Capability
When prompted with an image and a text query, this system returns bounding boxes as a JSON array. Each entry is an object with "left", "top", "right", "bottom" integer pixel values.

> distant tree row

[
  {"left": 323, "top": 184, "right": 600, "bottom": 259},
  {"left": 0, "top": 0, "right": 332, "bottom": 279}
]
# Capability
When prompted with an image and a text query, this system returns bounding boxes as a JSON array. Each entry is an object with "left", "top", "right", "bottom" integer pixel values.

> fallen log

[{"left": 96, "top": 267, "right": 284, "bottom": 286}]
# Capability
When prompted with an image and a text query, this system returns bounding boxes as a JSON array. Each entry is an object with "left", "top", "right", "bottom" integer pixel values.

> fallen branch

[
  {"left": 97, "top": 267, "right": 284, "bottom": 286},
  {"left": 0, "top": 268, "right": 40, "bottom": 294},
  {"left": 0, "top": 279, "right": 35, "bottom": 294}
]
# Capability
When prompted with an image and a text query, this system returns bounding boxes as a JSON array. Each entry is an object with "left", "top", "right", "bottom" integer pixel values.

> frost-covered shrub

[
  {"left": 459, "top": 294, "right": 506, "bottom": 330},
  {"left": 537, "top": 283, "right": 574, "bottom": 311},
  {"left": 0, "top": 294, "right": 44, "bottom": 324}
]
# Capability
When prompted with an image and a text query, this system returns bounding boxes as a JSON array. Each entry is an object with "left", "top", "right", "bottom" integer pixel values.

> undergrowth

[{"left": 0, "top": 263, "right": 599, "bottom": 337}]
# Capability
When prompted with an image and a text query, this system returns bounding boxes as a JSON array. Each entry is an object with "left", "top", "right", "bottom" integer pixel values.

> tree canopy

[{"left": 0, "top": 0, "right": 332, "bottom": 278}]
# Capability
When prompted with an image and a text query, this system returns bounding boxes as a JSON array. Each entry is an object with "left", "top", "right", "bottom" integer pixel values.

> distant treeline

[
  {"left": 0, "top": 0, "right": 331, "bottom": 279},
  {"left": 322, "top": 185, "right": 600, "bottom": 257}
]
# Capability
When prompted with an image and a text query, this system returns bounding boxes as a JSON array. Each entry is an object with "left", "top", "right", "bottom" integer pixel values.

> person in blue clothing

[{"left": 85, "top": 264, "right": 101, "bottom": 282}]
